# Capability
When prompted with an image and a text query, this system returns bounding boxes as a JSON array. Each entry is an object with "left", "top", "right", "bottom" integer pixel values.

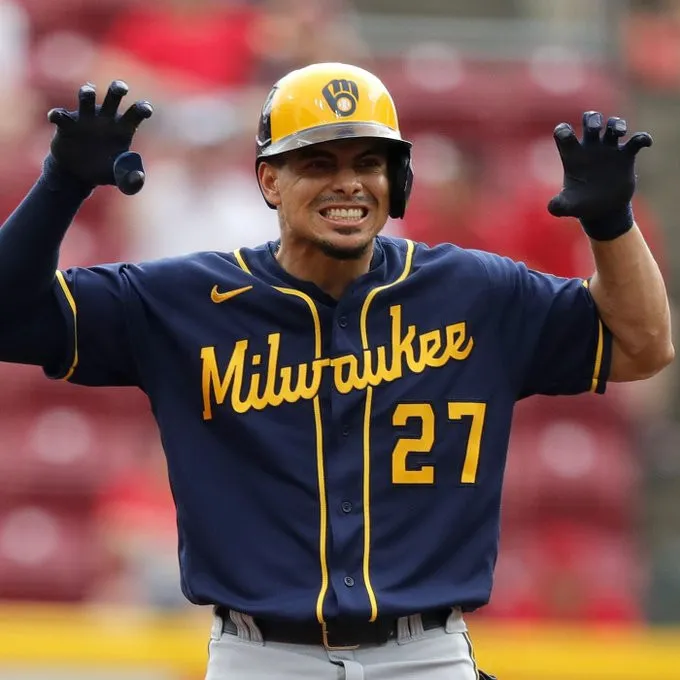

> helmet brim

[{"left": 257, "top": 121, "right": 411, "bottom": 158}]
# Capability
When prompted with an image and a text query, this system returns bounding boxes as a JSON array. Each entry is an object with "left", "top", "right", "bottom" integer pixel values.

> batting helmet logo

[{"left": 322, "top": 79, "right": 359, "bottom": 117}]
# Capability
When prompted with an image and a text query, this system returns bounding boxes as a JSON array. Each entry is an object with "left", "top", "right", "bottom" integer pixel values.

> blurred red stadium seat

[
  {"left": 0, "top": 360, "right": 155, "bottom": 416},
  {"left": 0, "top": 406, "right": 157, "bottom": 501},
  {"left": 378, "top": 57, "right": 621, "bottom": 140},
  {"left": 0, "top": 502, "right": 102, "bottom": 602},
  {"left": 483, "top": 520, "right": 643, "bottom": 623},
  {"left": 503, "top": 406, "right": 639, "bottom": 529},
  {"left": 0, "top": 362, "right": 49, "bottom": 408}
]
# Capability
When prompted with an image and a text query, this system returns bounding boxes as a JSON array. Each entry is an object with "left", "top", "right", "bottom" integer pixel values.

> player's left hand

[{"left": 547, "top": 111, "right": 653, "bottom": 240}]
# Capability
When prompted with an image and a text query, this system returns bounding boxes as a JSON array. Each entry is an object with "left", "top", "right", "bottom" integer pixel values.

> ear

[{"left": 258, "top": 161, "right": 282, "bottom": 207}]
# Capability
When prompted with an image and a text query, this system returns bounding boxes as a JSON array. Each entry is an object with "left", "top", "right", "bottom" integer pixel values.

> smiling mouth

[{"left": 319, "top": 207, "right": 369, "bottom": 223}]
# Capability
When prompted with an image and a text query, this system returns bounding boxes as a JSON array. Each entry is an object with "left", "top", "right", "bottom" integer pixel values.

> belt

[{"left": 217, "top": 607, "right": 452, "bottom": 649}]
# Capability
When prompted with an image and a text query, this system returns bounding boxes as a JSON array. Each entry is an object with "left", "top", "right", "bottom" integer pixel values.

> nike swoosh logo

[{"left": 211, "top": 285, "right": 253, "bottom": 303}]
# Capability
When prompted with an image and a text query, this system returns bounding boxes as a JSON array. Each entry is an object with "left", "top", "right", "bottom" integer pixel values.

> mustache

[{"left": 314, "top": 195, "right": 376, "bottom": 208}]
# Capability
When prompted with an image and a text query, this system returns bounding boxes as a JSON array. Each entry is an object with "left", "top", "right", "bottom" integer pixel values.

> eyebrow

[{"left": 296, "top": 145, "right": 385, "bottom": 160}]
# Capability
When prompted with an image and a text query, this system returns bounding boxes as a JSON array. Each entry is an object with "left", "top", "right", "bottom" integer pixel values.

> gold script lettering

[{"left": 201, "top": 306, "right": 475, "bottom": 418}]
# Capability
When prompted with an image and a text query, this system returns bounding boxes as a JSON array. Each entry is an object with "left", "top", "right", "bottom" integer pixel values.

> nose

[{"left": 330, "top": 166, "right": 362, "bottom": 196}]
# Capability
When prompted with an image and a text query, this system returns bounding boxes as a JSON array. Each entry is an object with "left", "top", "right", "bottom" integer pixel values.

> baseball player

[{"left": 0, "top": 63, "right": 673, "bottom": 679}]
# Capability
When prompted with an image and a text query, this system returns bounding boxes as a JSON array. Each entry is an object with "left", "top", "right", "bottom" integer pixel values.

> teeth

[{"left": 323, "top": 208, "right": 364, "bottom": 220}]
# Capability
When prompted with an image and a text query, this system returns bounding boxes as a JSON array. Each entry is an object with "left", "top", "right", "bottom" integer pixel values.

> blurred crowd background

[{"left": 1, "top": 0, "right": 680, "bottom": 677}]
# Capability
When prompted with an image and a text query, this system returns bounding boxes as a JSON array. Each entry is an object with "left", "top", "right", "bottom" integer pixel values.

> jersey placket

[
  {"left": 323, "top": 297, "right": 374, "bottom": 620},
  {"left": 322, "top": 241, "right": 415, "bottom": 622}
]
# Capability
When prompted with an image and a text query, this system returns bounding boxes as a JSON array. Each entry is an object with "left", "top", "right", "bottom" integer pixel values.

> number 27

[{"left": 392, "top": 402, "right": 487, "bottom": 485}]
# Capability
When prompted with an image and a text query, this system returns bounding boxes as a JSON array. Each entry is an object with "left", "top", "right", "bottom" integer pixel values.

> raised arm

[
  {"left": 588, "top": 226, "right": 672, "bottom": 380},
  {"left": 0, "top": 81, "right": 152, "bottom": 367},
  {"left": 547, "top": 110, "right": 674, "bottom": 382}
]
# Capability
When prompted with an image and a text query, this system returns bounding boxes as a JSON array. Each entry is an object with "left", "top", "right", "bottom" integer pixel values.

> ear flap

[{"left": 388, "top": 147, "right": 414, "bottom": 219}]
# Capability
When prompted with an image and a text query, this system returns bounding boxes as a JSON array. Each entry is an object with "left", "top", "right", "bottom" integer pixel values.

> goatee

[{"left": 317, "top": 238, "right": 371, "bottom": 260}]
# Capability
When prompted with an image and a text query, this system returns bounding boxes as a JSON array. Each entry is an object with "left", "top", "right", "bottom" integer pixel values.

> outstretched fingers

[
  {"left": 78, "top": 84, "right": 96, "bottom": 118},
  {"left": 623, "top": 131, "right": 653, "bottom": 156},
  {"left": 603, "top": 117, "right": 627, "bottom": 147},
  {"left": 47, "top": 107, "right": 76, "bottom": 129},
  {"left": 119, "top": 100, "right": 154, "bottom": 131},
  {"left": 552, "top": 122, "right": 580, "bottom": 158},
  {"left": 582, "top": 110, "right": 603, "bottom": 145},
  {"left": 100, "top": 80, "right": 129, "bottom": 118}
]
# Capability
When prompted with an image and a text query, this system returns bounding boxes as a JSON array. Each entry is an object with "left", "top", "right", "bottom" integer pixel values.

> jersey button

[
  {"left": 341, "top": 425, "right": 350, "bottom": 437},
  {"left": 341, "top": 501, "right": 353, "bottom": 513},
  {"left": 343, "top": 576, "right": 355, "bottom": 587},
  {"left": 338, "top": 316, "right": 348, "bottom": 328}
]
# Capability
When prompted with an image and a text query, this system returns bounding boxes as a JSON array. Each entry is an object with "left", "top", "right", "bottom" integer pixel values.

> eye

[
  {"left": 358, "top": 156, "right": 384, "bottom": 170},
  {"left": 304, "top": 158, "right": 333, "bottom": 171}
]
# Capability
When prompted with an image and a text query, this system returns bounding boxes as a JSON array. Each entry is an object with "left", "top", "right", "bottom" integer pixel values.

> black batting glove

[
  {"left": 47, "top": 80, "right": 153, "bottom": 194},
  {"left": 547, "top": 111, "right": 653, "bottom": 241}
]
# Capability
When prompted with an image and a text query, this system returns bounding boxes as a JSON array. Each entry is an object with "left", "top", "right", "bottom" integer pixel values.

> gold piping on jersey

[
  {"left": 590, "top": 318, "right": 605, "bottom": 392},
  {"left": 55, "top": 270, "right": 79, "bottom": 381},
  {"left": 582, "top": 279, "right": 605, "bottom": 392},
  {"left": 233, "top": 251, "right": 331, "bottom": 625},
  {"left": 358, "top": 239, "right": 415, "bottom": 621},
  {"left": 234, "top": 248, "right": 252, "bottom": 275},
  {"left": 271, "top": 286, "right": 329, "bottom": 625}
]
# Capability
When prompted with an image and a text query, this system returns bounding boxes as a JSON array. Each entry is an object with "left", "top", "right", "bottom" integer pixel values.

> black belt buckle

[{"left": 321, "top": 621, "right": 361, "bottom": 650}]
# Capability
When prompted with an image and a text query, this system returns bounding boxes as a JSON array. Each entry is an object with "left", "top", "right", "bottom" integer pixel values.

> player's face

[{"left": 261, "top": 138, "right": 391, "bottom": 260}]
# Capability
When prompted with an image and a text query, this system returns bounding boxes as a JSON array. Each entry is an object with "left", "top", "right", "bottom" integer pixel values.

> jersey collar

[{"left": 235, "top": 238, "right": 389, "bottom": 306}]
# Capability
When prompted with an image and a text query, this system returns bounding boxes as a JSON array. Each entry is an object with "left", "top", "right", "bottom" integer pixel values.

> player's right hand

[{"left": 47, "top": 80, "right": 153, "bottom": 195}]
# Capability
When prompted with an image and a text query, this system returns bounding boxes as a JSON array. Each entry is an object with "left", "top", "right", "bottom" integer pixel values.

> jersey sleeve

[
  {"left": 477, "top": 251, "right": 613, "bottom": 399},
  {"left": 47, "top": 263, "right": 142, "bottom": 387}
]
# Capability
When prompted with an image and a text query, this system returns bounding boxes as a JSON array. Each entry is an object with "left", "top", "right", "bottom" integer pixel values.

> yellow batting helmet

[{"left": 256, "top": 62, "right": 413, "bottom": 219}]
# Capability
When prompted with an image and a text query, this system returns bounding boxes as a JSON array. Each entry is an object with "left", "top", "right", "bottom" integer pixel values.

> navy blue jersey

[{"left": 46, "top": 236, "right": 611, "bottom": 621}]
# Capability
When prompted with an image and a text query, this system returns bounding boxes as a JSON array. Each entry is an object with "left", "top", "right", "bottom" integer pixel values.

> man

[{"left": 0, "top": 63, "right": 673, "bottom": 679}]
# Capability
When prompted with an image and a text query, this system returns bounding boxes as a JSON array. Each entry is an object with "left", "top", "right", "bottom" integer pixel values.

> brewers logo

[{"left": 322, "top": 79, "right": 359, "bottom": 117}]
